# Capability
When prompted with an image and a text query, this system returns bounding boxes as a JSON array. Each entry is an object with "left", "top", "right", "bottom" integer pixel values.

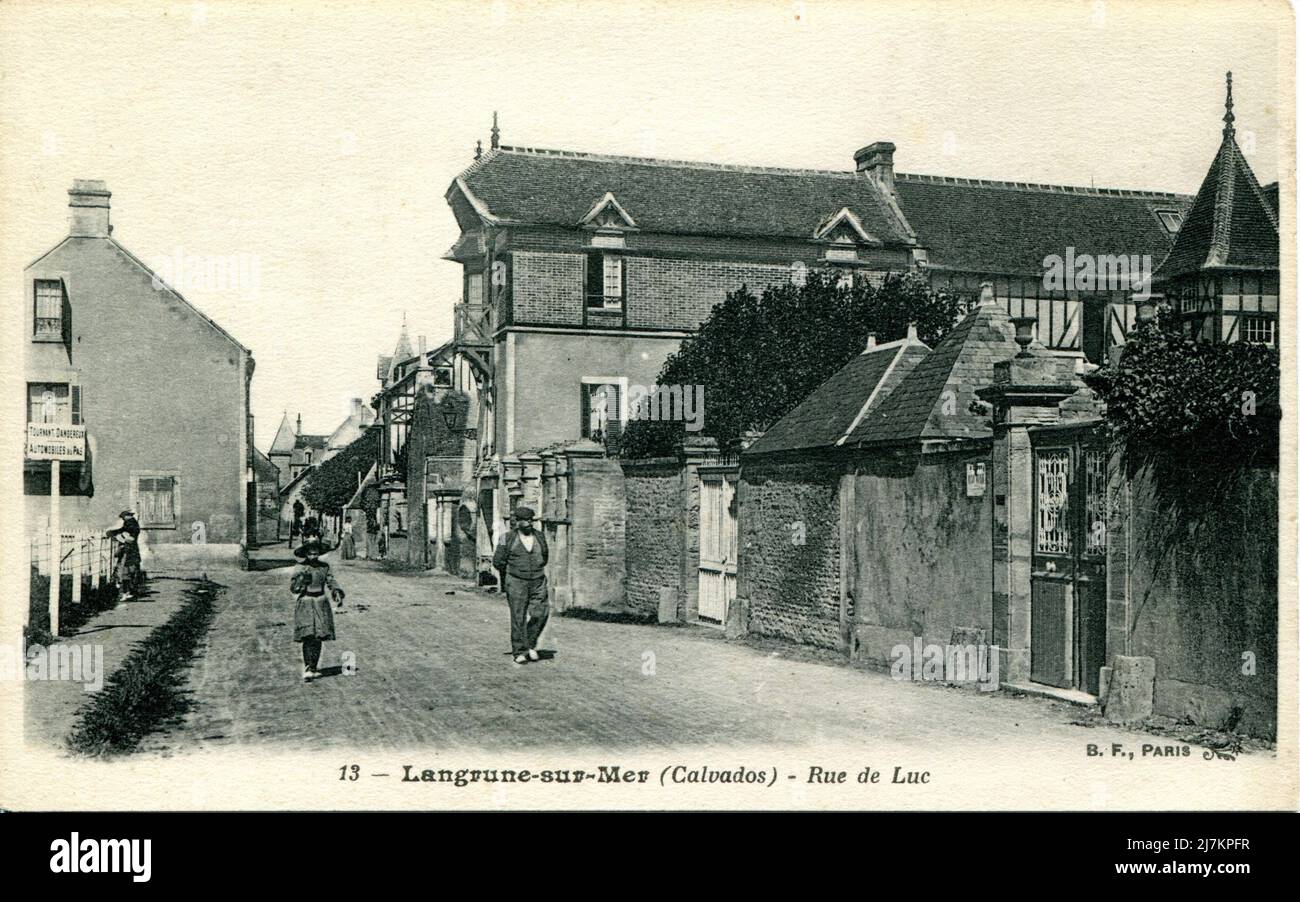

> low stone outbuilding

[{"left": 740, "top": 293, "right": 1022, "bottom": 658}]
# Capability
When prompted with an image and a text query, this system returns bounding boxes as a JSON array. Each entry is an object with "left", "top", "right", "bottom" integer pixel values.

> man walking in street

[{"left": 493, "top": 506, "right": 549, "bottom": 664}]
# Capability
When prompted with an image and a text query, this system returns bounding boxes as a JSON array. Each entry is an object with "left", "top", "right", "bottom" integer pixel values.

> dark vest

[{"left": 497, "top": 530, "right": 548, "bottom": 579}]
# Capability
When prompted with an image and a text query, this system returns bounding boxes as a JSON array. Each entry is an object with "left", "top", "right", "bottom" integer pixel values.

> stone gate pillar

[
  {"left": 561, "top": 440, "right": 624, "bottom": 611},
  {"left": 977, "top": 321, "right": 1082, "bottom": 686}
]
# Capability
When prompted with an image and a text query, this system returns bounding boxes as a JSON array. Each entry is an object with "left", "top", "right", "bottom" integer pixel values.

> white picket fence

[{"left": 29, "top": 526, "right": 116, "bottom": 595}]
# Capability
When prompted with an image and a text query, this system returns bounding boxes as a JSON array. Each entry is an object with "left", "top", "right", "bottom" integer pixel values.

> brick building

[
  {"left": 440, "top": 122, "right": 1199, "bottom": 582},
  {"left": 23, "top": 180, "right": 255, "bottom": 567}
]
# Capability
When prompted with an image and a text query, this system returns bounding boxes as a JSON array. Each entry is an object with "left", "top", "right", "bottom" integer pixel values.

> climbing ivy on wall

[{"left": 1083, "top": 325, "right": 1280, "bottom": 470}]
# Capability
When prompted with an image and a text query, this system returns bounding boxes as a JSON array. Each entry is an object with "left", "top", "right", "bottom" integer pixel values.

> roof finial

[
  {"left": 1223, "top": 70, "right": 1235, "bottom": 137},
  {"left": 475, "top": 139, "right": 482, "bottom": 161},
  {"left": 490, "top": 111, "right": 500, "bottom": 150}
]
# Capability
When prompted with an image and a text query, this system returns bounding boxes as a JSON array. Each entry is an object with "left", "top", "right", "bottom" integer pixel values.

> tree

[
  {"left": 301, "top": 428, "right": 379, "bottom": 515},
  {"left": 618, "top": 270, "right": 970, "bottom": 456}
]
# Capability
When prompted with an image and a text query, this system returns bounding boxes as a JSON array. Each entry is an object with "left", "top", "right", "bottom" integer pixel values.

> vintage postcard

[{"left": 0, "top": 0, "right": 1295, "bottom": 815}]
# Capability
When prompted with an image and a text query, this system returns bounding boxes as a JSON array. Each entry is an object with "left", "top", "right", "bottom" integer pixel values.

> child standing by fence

[{"left": 289, "top": 539, "right": 345, "bottom": 683}]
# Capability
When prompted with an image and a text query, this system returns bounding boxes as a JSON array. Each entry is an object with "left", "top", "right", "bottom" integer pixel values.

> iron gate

[{"left": 1030, "top": 435, "right": 1108, "bottom": 694}]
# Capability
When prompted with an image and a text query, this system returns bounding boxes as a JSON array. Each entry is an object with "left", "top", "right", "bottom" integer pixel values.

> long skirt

[
  {"left": 293, "top": 594, "right": 336, "bottom": 642},
  {"left": 115, "top": 547, "right": 141, "bottom": 591},
  {"left": 340, "top": 533, "right": 356, "bottom": 560}
]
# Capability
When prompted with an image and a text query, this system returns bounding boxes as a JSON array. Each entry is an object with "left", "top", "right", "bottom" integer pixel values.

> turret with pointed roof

[
  {"left": 1155, "top": 73, "right": 1280, "bottom": 345},
  {"left": 269, "top": 411, "right": 298, "bottom": 456},
  {"left": 392, "top": 314, "right": 414, "bottom": 362}
]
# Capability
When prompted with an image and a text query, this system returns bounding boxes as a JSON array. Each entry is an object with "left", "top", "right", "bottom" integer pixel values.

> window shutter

[
  {"left": 61, "top": 284, "right": 72, "bottom": 347},
  {"left": 580, "top": 383, "right": 591, "bottom": 438},
  {"left": 605, "top": 383, "right": 623, "bottom": 445},
  {"left": 71, "top": 385, "right": 82, "bottom": 426},
  {"left": 585, "top": 253, "right": 603, "bottom": 305},
  {"left": 619, "top": 258, "right": 627, "bottom": 303}
]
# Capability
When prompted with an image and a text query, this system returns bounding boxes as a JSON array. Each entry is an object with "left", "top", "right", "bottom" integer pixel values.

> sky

[{"left": 1, "top": 0, "right": 1290, "bottom": 450}]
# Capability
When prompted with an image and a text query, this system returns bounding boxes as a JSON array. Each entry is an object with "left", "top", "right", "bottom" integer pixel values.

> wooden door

[{"left": 698, "top": 474, "right": 737, "bottom": 625}]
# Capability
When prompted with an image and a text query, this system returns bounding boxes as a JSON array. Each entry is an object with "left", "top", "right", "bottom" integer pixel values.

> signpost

[{"left": 26, "top": 422, "right": 86, "bottom": 637}]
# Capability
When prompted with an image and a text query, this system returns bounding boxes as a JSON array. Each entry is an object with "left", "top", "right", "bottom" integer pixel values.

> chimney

[
  {"left": 854, "top": 142, "right": 896, "bottom": 196},
  {"left": 866, "top": 333, "right": 877, "bottom": 350},
  {"left": 351, "top": 397, "right": 364, "bottom": 415},
  {"left": 68, "top": 179, "right": 111, "bottom": 238},
  {"left": 296, "top": 413, "right": 302, "bottom": 434},
  {"left": 906, "top": 321, "right": 918, "bottom": 341},
  {"left": 418, "top": 334, "right": 427, "bottom": 356}
]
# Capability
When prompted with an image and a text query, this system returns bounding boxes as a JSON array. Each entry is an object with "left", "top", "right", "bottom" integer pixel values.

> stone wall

[
  {"left": 1119, "top": 460, "right": 1278, "bottom": 737},
  {"left": 849, "top": 448, "right": 993, "bottom": 665},
  {"left": 621, "top": 458, "right": 684, "bottom": 618},
  {"left": 738, "top": 456, "right": 844, "bottom": 649}
]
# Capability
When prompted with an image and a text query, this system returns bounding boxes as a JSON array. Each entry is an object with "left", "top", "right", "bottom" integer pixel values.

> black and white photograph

[{"left": 0, "top": 0, "right": 1295, "bottom": 848}]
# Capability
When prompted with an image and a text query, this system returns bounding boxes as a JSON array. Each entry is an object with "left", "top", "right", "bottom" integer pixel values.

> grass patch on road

[{"left": 66, "top": 579, "right": 221, "bottom": 758}]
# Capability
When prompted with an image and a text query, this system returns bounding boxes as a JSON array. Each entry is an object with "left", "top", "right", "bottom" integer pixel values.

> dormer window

[
  {"left": 1155, "top": 209, "right": 1185, "bottom": 235},
  {"left": 34, "top": 279, "right": 64, "bottom": 339},
  {"left": 814, "top": 207, "right": 877, "bottom": 263},
  {"left": 580, "top": 192, "right": 637, "bottom": 250}
]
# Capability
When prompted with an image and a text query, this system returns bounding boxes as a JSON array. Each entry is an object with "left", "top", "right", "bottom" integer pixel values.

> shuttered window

[
  {"left": 580, "top": 382, "right": 622, "bottom": 445},
  {"left": 136, "top": 475, "right": 177, "bottom": 528},
  {"left": 586, "top": 254, "right": 625, "bottom": 309}
]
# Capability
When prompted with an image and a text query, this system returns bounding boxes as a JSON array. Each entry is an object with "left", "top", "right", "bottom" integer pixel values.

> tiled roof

[
  {"left": 294, "top": 434, "right": 328, "bottom": 450},
  {"left": 745, "top": 337, "right": 929, "bottom": 456},
  {"left": 853, "top": 301, "right": 1021, "bottom": 447},
  {"left": 1154, "top": 129, "right": 1279, "bottom": 281},
  {"left": 455, "top": 146, "right": 915, "bottom": 245},
  {"left": 894, "top": 174, "right": 1191, "bottom": 276}
]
